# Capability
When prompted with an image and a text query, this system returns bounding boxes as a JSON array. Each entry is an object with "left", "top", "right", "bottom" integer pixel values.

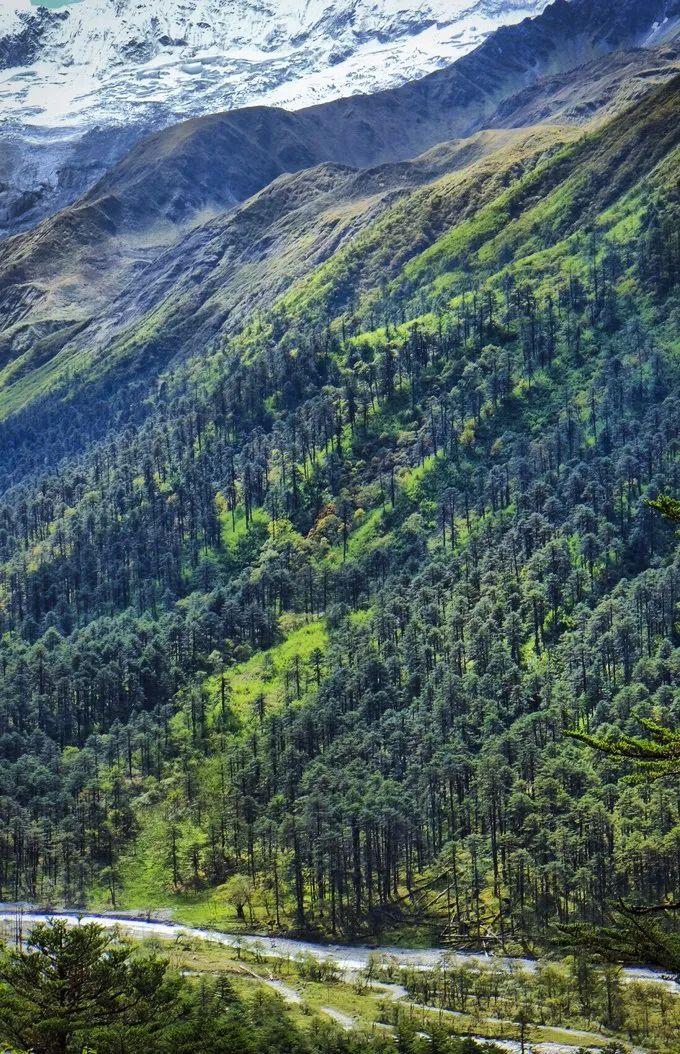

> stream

[{"left": 0, "top": 905, "right": 677, "bottom": 994}]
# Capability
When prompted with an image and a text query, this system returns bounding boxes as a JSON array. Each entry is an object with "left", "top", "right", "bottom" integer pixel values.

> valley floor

[{"left": 0, "top": 909, "right": 678, "bottom": 1053}]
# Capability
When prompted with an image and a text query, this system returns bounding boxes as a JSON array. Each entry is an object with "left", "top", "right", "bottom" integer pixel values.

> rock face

[
  {"left": 0, "top": 6, "right": 67, "bottom": 69},
  {"left": 0, "top": 0, "right": 550, "bottom": 236}
]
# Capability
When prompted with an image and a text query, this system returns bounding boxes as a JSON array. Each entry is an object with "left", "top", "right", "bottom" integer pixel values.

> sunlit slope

[
  {"left": 0, "top": 125, "right": 577, "bottom": 487},
  {"left": 0, "top": 76, "right": 678, "bottom": 495},
  {"left": 1, "top": 0, "right": 676, "bottom": 433}
]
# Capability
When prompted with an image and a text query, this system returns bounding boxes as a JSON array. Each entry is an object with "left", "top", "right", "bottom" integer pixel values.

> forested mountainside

[
  {"left": 2, "top": 0, "right": 679, "bottom": 431},
  {"left": 0, "top": 59, "right": 677, "bottom": 960}
]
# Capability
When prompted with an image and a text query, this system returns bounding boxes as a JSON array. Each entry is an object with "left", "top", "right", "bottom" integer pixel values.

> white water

[{"left": 0, "top": 906, "right": 677, "bottom": 995}]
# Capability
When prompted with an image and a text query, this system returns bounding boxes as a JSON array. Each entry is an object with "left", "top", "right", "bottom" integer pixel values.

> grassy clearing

[
  {"left": 95, "top": 609, "right": 327, "bottom": 922},
  {"left": 205, "top": 614, "right": 327, "bottom": 726}
]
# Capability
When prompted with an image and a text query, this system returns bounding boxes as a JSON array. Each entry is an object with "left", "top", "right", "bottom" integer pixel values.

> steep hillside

[
  {"left": 0, "top": 77, "right": 677, "bottom": 1035},
  {"left": 2, "top": 0, "right": 676, "bottom": 251},
  {"left": 60, "top": 0, "right": 680, "bottom": 231},
  {"left": 1, "top": 0, "right": 678, "bottom": 485},
  {"left": 0, "top": 124, "right": 578, "bottom": 489},
  {"left": 489, "top": 33, "right": 680, "bottom": 125},
  {"left": 1, "top": 0, "right": 678, "bottom": 240}
]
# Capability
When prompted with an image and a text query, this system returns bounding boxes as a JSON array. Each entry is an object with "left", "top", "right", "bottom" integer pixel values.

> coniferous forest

[
  {"left": 0, "top": 77, "right": 676, "bottom": 947},
  {"left": 0, "top": 1, "right": 679, "bottom": 1049}
]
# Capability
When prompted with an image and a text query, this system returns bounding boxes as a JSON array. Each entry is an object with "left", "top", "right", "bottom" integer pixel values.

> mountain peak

[{"left": 0, "top": 1, "right": 552, "bottom": 127}]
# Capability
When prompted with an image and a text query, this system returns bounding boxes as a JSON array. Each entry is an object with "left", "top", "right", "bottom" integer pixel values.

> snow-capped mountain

[
  {"left": 0, "top": 1, "right": 551, "bottom": 128},
  {"left": 0, "top": 0, "right": 554, "bottom": 237}
]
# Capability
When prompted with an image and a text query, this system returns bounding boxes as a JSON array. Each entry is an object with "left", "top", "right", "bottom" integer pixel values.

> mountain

[
  {"left": 92, "top": 0, "right": 679, "bottom": 233},
  {"left": 1, "top": 0, "right": 678, "bottom": 453},
  {"left": 0, "top": 124, "right": 577, "bottom": 484},
  {"left": 0, "top": 0, "right": 553, "bottom": 121},
  {"left": 488, "top": 33, "right": 680, "bottom": 125},
  {"left": 0, "top": 0, "right": 551, "bottom": 235},
  {"left": 0, "top": 0, "right": 679, "bottom": 1043},
  {"left": 4, "top": 0, "right": 679, "bottom": 238},
  {"left": 0, "top": 58, "right": 678, "bottom": 979}
]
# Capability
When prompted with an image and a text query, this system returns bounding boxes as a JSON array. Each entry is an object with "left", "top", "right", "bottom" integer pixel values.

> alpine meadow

[{"left": 0, "top": 1, "right": 678, "bottom": 1052}]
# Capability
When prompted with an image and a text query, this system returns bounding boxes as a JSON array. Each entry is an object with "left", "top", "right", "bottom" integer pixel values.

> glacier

[{"left": 0, "top": 0, "right": 551, "bottom": 126}]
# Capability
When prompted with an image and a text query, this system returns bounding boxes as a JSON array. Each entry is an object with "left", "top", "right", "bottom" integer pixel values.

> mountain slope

[
  {"left": 0, "top": 76, "right": 677, "bottom": 990},
  {"left": 2, "top": 0, "right": 678, "bottom": 237},
  {"left": 489, "top": 32, "right": 680, "bottom": 125},
  {"left": 1, "top": 0, "right": 678, "bottom": 434},
  {"left": 65, "top": 0, "right": 680, "bottom": 231},
  {"left": 0, "top": 125, "right": 576, "bottom": 492},
  {"left": 0, "top": 0, "right": 551, "bottom": 125},
  {"left": 0, "top": 0, "right": 551, "bottom": 236}
]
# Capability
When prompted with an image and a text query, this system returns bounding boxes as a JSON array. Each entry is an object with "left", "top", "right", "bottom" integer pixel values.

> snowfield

[{"left": 0, "top": 1, "right": 550, "bottom": 127}]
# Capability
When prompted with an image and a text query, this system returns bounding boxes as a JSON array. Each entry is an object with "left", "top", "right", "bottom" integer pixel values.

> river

[{"left": 0, "top": 906, "right": 677, "bottom": 995}]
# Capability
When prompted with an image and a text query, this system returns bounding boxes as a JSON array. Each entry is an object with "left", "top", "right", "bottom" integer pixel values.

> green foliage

[
  {"left": 0, "top": 921, "right": 182, "bottom": 1053},
  {"left": 557, "top": 907, "right": 680, "bottom": 973},
  {"left": 646, "top": 494, "right": 680, "bottom": 524},
  {"left": 568, "top": 718, "right": 680, "bottom": 779},
  {"left": 387, "top": 953, "right": 680, "bottom": 1049},
  {"left": 0, "top": 920, "right": 407, "bottom": 1054},
  {"left": 0, "top": 77, "right": 678, "bottom": 969}
]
